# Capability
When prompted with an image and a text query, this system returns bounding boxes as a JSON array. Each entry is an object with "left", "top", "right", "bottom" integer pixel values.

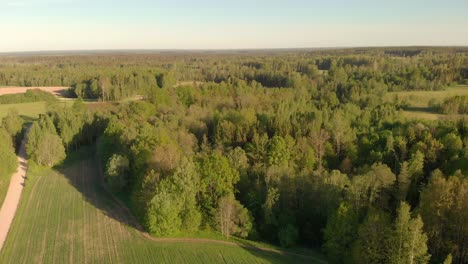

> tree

[
  {"left": 146, "top": 183, "right": 182, "bottom": 236},
  {"left": 396, "top": 161, "right": 410, "bottom": 202},
  {"left": 98, "top": 76, "right": 111, "bottom": 101},
  {"left": 105, "top": 154, "right": 129, "bottom": 192},
  {"left": 2, "top": 108, "right": 23, "bottom": 145},
  {"left": 156, "top": 72, "right": 176, "bottom": 89},
  {"left": 389, "top": 202, "right": 430, "bottom": 264},
  {"left": 348, "top": 163, "right": 396, "bottom": 209},
  {"left": 35, "top": 133, "right": 66, "bottom": 166},
  {"left": 441, "top": 133, "right": 463, "bottom": 161},
  {"left": 352, "top": 209, "right": 392, "bottom": 264},
  {"left": 323, "top": 202, "right": 359, "bottom": 263},
  {"left": 26, "top": 122, "right": 43, "bottom": 161},
  {"left": 198, "top": 154, "right": 240, "bottom": 219},
  {"left": 172, "top": 158, "right": 202, "bottom": 232},
  {"left": 267, "top": 135, "right": 291, "bottom": 166},
  {"left": 217, "top": 194, "right": 252, "bottom": 239},
  {"left": 419, "top": 172, "right": 468, "bottom": 263},
  {"left": 0, "top": 128, "right": 18, "bottom": 181},
  {"left": 145, "top": 158, "right": 202, "bottom": 236},
  {"left": 407, "top": 151, "right": 425, "bottom": 204},
  {"left": 278, "top": 224, "right": 299, "bottom": 248},
  {"left": 328, "top": 109, "right": 354, "bottom": 157},
  {"left": 26, "top": 117, "right": 65, "bottom": 167},
  {"left": 443, "top": 254, "right": 452, "bottom": 264},
  {"left": 310, "top": 128, "right": 330, "bottom": 171},
  {"left": 295, "top": 137, "right": 316, "bottom": 172}
]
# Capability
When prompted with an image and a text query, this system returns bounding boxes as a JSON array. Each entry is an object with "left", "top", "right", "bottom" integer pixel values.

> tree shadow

[
  {"left": 55, "top": 145, "right": 146, "bottom": 233},
  {"left": 238, "top": 244, "right": 325, "bottom": 264},
  {"left": 403, "top": 106, "right": 438, "bottom": 113},
  {"left": 56, "top": 88, "right": 73, "bottom": 98}
]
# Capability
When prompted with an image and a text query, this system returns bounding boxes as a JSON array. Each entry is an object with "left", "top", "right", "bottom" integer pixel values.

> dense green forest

[{"left": 2, "top": 48, "right": 467, "bottom": 264}]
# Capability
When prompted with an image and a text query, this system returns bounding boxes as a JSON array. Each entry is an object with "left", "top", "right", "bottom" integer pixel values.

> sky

[{"left": 0, "top": 0, "right": 467, "bottom": 52}]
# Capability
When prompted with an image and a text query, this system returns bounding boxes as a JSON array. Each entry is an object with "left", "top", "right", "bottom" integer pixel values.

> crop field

[
  {"left": 0, "top": 148, "right": 324, "bottom": 264},
  {"left": 385, "top": 85, "right": 468, "bottom": 120}
]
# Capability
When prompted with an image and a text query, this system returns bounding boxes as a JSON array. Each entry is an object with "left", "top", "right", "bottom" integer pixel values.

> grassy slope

[
  {"left": 385, "top": 85, "right": 468, "bottom": 120},
  {"left": 0, "top": 149, "right": 325, "bottom": 264}
]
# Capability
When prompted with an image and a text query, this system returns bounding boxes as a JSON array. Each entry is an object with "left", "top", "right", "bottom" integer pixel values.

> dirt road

[
  {"left": 0, "top": 129, "right": 28, "bottom": 251},
  {"left": 0, "top": 86, "right": 68, "bottom": 97}
]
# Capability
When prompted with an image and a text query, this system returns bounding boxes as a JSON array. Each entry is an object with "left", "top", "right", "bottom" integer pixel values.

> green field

[
  {"left": 0, "top": 102, "right": 47, "bottom": 120},
  {"left": 385, "top": 85, "right": 468, "bottom": 120},
  {"left": 386, "top": 85, "right": 468, "bottom": 107},
  {"left": 0, "top": 147, "right": 325, "bottom": 264},
  {"left": 0, "top": 100, "right": 111, "bottom": 121}
]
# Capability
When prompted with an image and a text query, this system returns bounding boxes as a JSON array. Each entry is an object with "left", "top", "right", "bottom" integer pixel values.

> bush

[{"left": 217, "top": 194, "right": 253, "bottom": 239}]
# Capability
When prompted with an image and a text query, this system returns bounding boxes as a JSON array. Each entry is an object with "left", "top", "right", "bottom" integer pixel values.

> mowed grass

[
  {"left": 385, "top": 85, "right": 468, "bottom": 120},
  {"left": 0, "top": 148, "right": 324, "bottom": 264}
]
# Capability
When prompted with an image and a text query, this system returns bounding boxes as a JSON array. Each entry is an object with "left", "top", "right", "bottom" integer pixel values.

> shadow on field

[
  {"left": 238, "top": 245, "right": 324, "bottom": 264},
  {"left": 56, "top": 145, "right": 146, "bottom": 233},
  {"left": 403, "top": 106, "right": 438, "bottom": 113}
]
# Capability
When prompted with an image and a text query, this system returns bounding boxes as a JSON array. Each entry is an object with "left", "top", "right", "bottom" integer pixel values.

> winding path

[{"left": 0, "top": 129, "right": 28, "bottom": 251}]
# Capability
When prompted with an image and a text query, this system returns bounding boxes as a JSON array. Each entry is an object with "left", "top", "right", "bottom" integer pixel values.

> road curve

[{"left": 0, "top": 129, "right": 29, "bottom": 251}]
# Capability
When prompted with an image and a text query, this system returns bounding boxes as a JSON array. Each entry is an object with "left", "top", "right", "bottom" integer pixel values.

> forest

[{"left": 1, "top": 47, "right": 467, "bottom": 264}]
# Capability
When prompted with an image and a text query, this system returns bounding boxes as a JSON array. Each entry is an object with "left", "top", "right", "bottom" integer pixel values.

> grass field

[
  {"left": 0, "top": 102, "right": 47, "bottom": 120},
  {"left": 0, "top": 100, "right": 114, "bottom": 121},
  {"left": 0, "top": 147, "right": 325, "bottom": 264},
  {"left": 386, "top": 85, "right": 468, "bottom": 107},
  {"left": 385, "top": 85, "right": 468, "bottom": 120}
]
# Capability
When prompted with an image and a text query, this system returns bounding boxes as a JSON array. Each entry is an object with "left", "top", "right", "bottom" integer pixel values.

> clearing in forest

[{"left": 385, "top": 85, "right": 468, "bottom": 120}]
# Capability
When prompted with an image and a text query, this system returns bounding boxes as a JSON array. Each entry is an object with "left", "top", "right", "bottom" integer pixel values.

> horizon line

[{"left": 1, "top": 45, "right": 468, "bottom": 56}]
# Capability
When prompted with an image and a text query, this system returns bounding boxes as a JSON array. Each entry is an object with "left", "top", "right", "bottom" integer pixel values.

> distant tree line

[{"left": 0, "top": 48, "right": 466, "bottom": 102}]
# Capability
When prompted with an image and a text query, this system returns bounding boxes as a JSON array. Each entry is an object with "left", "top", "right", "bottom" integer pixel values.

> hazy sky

[{"left": 0, "top": 0, "right": 467, "bottom": 51}]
